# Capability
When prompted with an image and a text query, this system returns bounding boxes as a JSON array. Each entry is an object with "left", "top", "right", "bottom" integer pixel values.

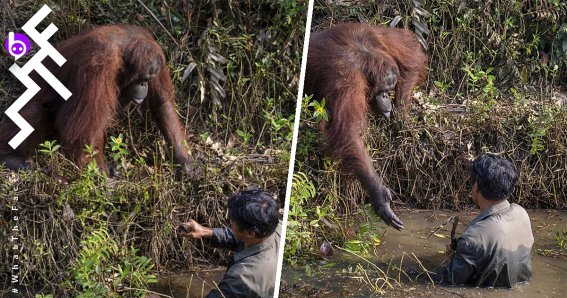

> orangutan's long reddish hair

[
  {"left": 304, "top": 23, "right": 428, "bottom": 230},
  {"left": 0, "top": 24, "right": 193, "bottom": 175}
]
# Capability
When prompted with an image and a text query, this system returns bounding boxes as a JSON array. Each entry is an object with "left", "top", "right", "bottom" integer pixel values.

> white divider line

[{"left": 273, "top": 0, "right": 314, "bottom": 297}]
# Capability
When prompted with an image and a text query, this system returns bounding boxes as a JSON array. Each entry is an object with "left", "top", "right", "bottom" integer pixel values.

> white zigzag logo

[{"left": 6, "top": 5, "right": 72, "bottom": 149}]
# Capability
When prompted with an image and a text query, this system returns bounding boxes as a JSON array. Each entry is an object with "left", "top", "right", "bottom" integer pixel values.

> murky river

[
  {"left": 150, "top": 269, "right": 224, "bottom": 298},
  {"left": 280, "top": 210, "right": 567, "bottom": 298}
]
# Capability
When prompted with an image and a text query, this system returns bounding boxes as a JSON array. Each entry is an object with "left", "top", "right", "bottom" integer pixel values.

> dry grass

[{"left": 298, "top": 0, "right": 567, "bottom": 215}]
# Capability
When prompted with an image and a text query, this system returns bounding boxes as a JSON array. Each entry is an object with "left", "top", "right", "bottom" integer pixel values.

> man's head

[
  {"left": 228, "top": 190, "right": 279, "bottom": 241},
  {"left": 470, "top": 154, "right": 518, "bottom": 202}
]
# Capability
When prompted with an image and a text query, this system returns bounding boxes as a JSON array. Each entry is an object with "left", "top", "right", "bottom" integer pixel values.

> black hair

[
  {"left": 470, "top": 154, "right": 518, "bottom": 201},
  {"left": 228, "top": 190, "right": 279, "bottom": 238}
]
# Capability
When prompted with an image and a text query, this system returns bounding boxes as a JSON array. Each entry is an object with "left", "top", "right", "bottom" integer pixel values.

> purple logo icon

[{"left": 4, "top": 32, "right": 31, "bottom": 60}]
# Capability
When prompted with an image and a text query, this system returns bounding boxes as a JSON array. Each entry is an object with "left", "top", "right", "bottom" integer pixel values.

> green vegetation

[
  {"left": 285, "top": 0, "right": 567, "bottom": 293},
  {"left": 286, "top": 96, "right": 386, "bottom": 264},
  {"left": 70, "top": 227, "right": 156, "bottom": 297}
]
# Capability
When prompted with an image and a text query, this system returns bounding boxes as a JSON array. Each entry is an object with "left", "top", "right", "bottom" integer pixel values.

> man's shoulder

[
  {"left": 234, "top": 247, "right": 278, "bottom": 269},
  {"left": 460, "top": 215, "right": 502, "bottom": 245},
  {"left": 509, "top": 203, "right": 530, "bottom": 218},
  {"left": 461, "top": 203, "right": 532, "bottom": 244},
  {"left": 462, "top": 217, "right": 498, "bottom": 238}
]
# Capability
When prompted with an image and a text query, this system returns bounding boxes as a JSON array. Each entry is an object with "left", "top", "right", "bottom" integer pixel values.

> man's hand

[{"left": 178, "top": 219, "right": 213, "bottom": 239}]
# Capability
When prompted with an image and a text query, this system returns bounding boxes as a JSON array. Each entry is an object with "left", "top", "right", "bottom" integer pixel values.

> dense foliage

[{"left": 0, "top": 0, "right": 306, "bottom": 296}]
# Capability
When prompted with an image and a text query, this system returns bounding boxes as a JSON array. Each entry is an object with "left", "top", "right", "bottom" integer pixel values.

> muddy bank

[{"left": 280, "top": 210, "right": 567, "bottom": 298}]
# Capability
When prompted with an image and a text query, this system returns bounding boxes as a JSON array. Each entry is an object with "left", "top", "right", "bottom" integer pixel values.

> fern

[{"left": 71, "top": 227, "right": 156, "bottom": 297}]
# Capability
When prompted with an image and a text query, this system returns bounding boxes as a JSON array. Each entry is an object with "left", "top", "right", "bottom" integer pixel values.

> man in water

[
  {"left": 444, "top": 153, "right": 534, "bottom": 287},
  {"left": 179, "top": 190, "right": 280, "bottom": 298}
]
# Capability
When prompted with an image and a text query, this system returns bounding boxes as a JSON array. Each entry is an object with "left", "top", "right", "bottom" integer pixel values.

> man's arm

[
  {"left": 179, "top": 220, "right": 213, "bottom": 238},
  {"left": 210, "top": 227, "right": 241, "bottom": 251},
  {"left": 179, "top": 220, "right": 241, "bottom": 251},
  {"left": 445, "top": 239, "right": 478, "bottom": 285}
]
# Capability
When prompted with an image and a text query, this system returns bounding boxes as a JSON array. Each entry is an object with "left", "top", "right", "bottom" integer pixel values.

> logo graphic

[
  {"left": 4, "top": 5, "right": 72, "bottom": 149},
  {"left": 4, "top": 32, "right": 31, "bottom": 60}
]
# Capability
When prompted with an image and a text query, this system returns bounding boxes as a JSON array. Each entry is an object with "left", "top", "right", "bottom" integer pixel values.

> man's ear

[
  {"left": 246, "top": 230, "right": 256, "bottom": 239},
  {"left": 471, "top": 182, "right": 480, "bottom": 203}
]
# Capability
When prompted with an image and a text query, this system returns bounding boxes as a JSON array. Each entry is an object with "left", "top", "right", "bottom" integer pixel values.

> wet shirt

[
  {"left": 446, "top": 200, "right": 534, "bottom": 287},
  {"left": 206, "top": 222, "right": 281, "bottom": 298}
]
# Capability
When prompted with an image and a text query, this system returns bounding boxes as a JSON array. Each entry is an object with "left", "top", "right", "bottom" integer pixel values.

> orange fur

[
  {"left": 304, "top": 23, "right": 427, "bottom": 230},
  {"left": 0, "top": 24, "right": 192, "bottom": 174}
]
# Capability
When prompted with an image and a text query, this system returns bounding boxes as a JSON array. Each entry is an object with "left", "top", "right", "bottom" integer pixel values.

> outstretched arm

[
  {"left": 147, "top": 68, "right": 194, "bottom": 177},
  {"left": 321, "top": 71, "right": 404, "bottom": 230},
  {"left": 179, "top": 220, "right": 241, "bottom": 251}
]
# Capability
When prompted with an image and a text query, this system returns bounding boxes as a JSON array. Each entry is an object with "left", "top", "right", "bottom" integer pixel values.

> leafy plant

[
  {"left": 236, "top": 129, "right": 253, "bottom": 145},
  {"left": 38, "top": 140, "right": 61, "bottom": 157},
  {"left": 262, "top": 96, "right": 296, "bottom": 146},
  {"left": 309, "top": 98, "right": 329, "bottom": 122},
  {"left": 107, "top": 134, "right": 129, "bottom": 175},
  {"left": 83, "top": 144, "right": 99, "bottom": 160},
  {"left": 285, "top": 172, "right": 317, "bottom": 262},
  {"left": 433, "top": 80, "right": 450, "bottom": 95},
  {"left": 461, "top": 66, "right": 497, "bottom": 98},
  {"left": 70, "top": 227, "right": 156, "bottom": 297},
  {"left": 108, "top": 134, "right": 129, "bottom": 163},
  {"left": 528, "top": 108, "right": 557, "bottom": 155},
  {"left": 344, "top": 206, "right": 384, "bottom": 256},
  {"left": 529, "top": 118, "right": 547, "bottom": 154}
]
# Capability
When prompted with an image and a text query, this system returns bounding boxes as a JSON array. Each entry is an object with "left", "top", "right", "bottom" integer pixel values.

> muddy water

[
  {"left": 280, "top": 210, "right": 567, "bottom": 298},
  {"left": 150, "top": 269, "right": 224, "bottom": 298}
]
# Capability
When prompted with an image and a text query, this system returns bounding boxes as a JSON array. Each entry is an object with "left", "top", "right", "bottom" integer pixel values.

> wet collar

[
  {"left": 234, "top": 234, "right": 274, "bottom": 262},
  {"left": 469, "top": 200, "right": 511, "bottom": 227}
]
